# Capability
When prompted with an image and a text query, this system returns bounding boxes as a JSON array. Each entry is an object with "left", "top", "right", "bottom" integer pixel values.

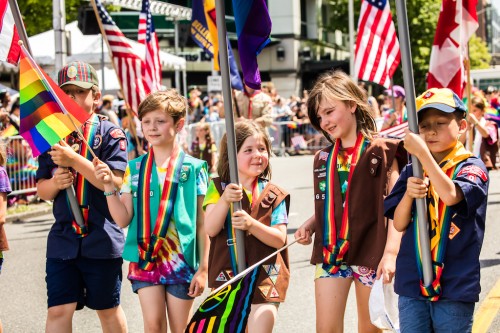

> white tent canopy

[{"left": 29, "top": 21, "right": 186, "bottom": 71}]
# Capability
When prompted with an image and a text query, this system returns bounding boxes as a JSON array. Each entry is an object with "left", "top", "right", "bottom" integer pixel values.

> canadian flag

[{"left": 427, "top": 0, "right": 478, "bottom": 98}]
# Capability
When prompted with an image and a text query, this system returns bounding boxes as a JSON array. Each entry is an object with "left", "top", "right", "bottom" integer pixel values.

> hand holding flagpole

[{"left": 394, "top": 0, "right": 432, "bottom": 285}]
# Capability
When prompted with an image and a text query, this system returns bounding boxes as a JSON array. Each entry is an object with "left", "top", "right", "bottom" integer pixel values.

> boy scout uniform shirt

[
  {"left": 384, "top": 158, "right": 489, "bottom": 302},
  {"left": 36, "top": 118, "right": 128, "bottom": 260},
  {"left": 310, "top": 138, "right": 406, "bottom": 270}
]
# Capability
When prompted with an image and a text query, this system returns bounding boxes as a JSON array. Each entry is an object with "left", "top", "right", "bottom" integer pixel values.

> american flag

[
  {"left": 95, "top": 0, "right": 147, "bottom": 114},
  {"left": 0, "top": 0, "right": 20, "bottom": 64},
  {"left": 354, "top": 0, "right": 400, "bottom": 88},
  {"left": 138, "top": 0, "right": 162, "bottom": 92},
  {"left": 379, "top": 121, "right": 408, "bottom": 139}
]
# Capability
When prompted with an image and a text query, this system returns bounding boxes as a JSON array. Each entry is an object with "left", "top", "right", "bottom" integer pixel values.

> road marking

[{"left": 473, "top": 278, "right": 500, "bottom": 333}]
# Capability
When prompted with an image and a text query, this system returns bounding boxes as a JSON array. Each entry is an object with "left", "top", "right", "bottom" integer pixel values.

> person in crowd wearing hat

[
  {"left": 381, "top": 85, "right": 407, "bottom": 130},
  {"left": 384, "top": 88, "right": 489, "bottom": 332},
  {"left": 36, "top": 61, "right": 128, "bottom": 333},
  {"left": 99, "top": 95, "right": 120, "bottom": 126}
]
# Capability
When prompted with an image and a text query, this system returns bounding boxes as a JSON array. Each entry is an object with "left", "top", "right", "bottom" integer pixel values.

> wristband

[{"left": 103, "top": 188, "right": 118, "bottom": 197}]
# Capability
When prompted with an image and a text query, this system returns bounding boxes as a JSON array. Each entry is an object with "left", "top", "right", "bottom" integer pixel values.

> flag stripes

[
  {"left": 0, "top": 0, "right": 20, "bottom": 64},
  {"left": 138, "top": 0, "right": 162, "bottom": 92},
  {"left": 355, "top": 0, "right": 400, "bottom": 88}
]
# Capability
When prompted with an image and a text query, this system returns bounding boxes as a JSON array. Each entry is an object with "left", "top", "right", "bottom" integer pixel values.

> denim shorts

[
  {"left": 315, "top": 263, "right": 377, "bottom": 287},
  {"left": 131, "top": 280, "right": 194, "bottom": 300},
  {"left": 46, "top": 257, "right": 123, "bottom": 310},
  {"left": 398, "top": 295, "right": 474, "bottom": 333}
]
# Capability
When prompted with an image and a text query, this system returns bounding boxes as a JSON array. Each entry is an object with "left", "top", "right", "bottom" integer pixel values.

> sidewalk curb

[{"left": 6, "top": 204, "right": 53, "bottom": 223}]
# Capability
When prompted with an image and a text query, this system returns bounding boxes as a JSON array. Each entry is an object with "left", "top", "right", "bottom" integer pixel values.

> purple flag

[{"left": 232, "top": 0, "right": 272, "bottom": 90}]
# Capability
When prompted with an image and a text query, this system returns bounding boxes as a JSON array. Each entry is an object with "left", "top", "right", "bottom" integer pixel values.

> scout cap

[
  {"left": 416, "top": 88, "right": 466, "bottom": 117},
  {"left": 58, "top": 61, "right": 99, "bottom": 89}
]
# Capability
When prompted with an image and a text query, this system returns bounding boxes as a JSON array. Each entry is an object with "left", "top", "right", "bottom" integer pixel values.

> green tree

[
  {"left": 17, "top": 0, "right": 86, "bottom": 36},
  {"left": 469, "top": 34, "right": 492, "bottom": 69}
]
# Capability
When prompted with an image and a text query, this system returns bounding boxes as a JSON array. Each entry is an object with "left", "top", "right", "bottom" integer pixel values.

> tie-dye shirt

[
  {"left": 202, "top": 178, "right": 288, "bottom": 226},
  {"left": 121, "top": 165, "right": 207, "bottom": 284},
  {"left": 337, "top": 147, "right": 354, "bottom": 203}
]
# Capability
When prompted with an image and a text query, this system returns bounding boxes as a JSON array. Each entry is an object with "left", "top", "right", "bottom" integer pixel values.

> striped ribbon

[
  {"left": 69, "top": 114, "right": 99, "bottom": 237},
  {"left": 415, "top": 142, "right": 472, "bottom": 301},
  {"left": 136, "top": 145, "right": 185, "bottom": 271},
  {"left": 322, "top": 133, "right": 368, "bottom": 274}
]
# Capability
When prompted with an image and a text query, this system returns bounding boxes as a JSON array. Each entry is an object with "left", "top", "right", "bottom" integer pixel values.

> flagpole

[
  {"left": 394, "top": 0, "right": 432, "bottom": 285},
  {"left": 89, "top": 0, "right": 142, "bottom": 155},
  {"left": 214, "top": 0, "right": 247, "bottom": 273},
  {"left": 465, "top": 45, "right": 473, "bottom": 152},
  {"left": 8, "top": 0, "right": 32, "bottom": 55},
  {"left": 211, "top": 238, "right": 300, "bottom": 295},
  {"left": 348, "top": 0, "right": 356, "bottom": 83}
]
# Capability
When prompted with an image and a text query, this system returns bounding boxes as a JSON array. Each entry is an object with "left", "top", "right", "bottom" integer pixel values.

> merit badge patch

[
  {"left": 180, "top": 165, "right": 190, "bottom": 182},
  {"left": 449, "top": 222, "right": 460, "bottom": 240},
  {"left": 93, "top": 134, "right": 102, "bottom": 149},
  {"left": 215, "top": 271, "right": 227, "bottom": 282},
  {"left": 269, "top": 287, "right": 280, "bottom": 298},
  {"left": 110, "top": 128, "right": 126, "bottom": 139},
  {"left": 319, "top": 180, "right": 326, "bottom": 192},
  {"left": 120, "top": 140, "right": 126, "bottom": 151},
  {"left": 457, "top": 165, "right": 488, "bottom": 183},
  {"left": 225, "top": 270, "right": 234, "bottom": 279},
  {"left": 319, "top": 151, "right": 329, "bottom": 161},
  {"left": 67, "top": 65, "right": 78, "bottom": 79},
  {"left": 258, "top": 285, "right": 271, "bottom": 297}
]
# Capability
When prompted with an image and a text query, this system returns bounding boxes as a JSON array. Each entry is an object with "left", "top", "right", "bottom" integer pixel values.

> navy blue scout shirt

[
  {"left": 36, "top": 118, "right": 128, "bottom": 260},
  {"left": 384, "top": 157, "right": 488, "bottom": 303}
]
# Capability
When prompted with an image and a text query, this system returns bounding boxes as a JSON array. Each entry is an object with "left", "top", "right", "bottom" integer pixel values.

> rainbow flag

[
  {"left": 19, "top": 47, "right": 90, "bottom": 157},
  {"left": 185, "top": 265, "right": 259, "bottom": 333},
  {"left": 486, "top": 106, "right": 500, "bottom": 126},
  {"left": 1, "top": 124, "right": 18, "bottom": 137}
]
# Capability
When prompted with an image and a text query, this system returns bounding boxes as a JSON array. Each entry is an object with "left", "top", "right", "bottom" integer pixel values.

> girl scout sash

[
  {"left": 415, "top": 142, "right": 472, "bottom": 301},
  {"left": 136, "top": 145, "right": 185, "bottom": 271},
  {"left": 69, "top": 114, "right": 99, "bottom": 237},
  {"left": 323, "top": 133, "right": 368, "bottom": 274}
]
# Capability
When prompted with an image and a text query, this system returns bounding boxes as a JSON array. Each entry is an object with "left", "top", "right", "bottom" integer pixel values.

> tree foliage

[
  {"left": 17, "top": 0, "right": 86, "bottom": 36},
  {"left": 469, "top": 34, "right": 492, "bottom": 69}
]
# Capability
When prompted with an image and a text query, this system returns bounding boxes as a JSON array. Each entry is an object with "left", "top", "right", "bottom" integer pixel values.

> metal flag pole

[
  {"left": 8, "top": 1, "right": 86, "bottom": 230},
  {"left": 394, "top": 0, "right": 432, "bottom": 285},
  {"left": 214, "top": 0, "right": 247, "bottom": 273},
  {"left": 348, "top": 0, "right": 357, "bottom": 83}
]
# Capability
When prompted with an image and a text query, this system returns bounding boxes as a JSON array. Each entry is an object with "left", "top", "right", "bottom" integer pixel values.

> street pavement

[{"left": 0, "top": 155, "right": 499, "bottom": 332}]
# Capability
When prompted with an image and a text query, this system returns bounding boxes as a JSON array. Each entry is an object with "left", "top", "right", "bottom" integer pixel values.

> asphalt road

[{"left": 1, "top": 155, "right": 499, "bottom": 332}]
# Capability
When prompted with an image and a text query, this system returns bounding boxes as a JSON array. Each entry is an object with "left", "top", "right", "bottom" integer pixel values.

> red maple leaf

[{"left": 433, "top": 0, "right": 460, "bottom": 48}]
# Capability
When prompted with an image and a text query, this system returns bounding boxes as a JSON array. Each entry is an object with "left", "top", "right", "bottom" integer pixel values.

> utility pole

[{"left": 53, "top": 0, "right": 67, "bottom": 72}]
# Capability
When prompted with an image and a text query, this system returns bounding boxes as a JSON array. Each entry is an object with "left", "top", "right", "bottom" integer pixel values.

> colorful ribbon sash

[
  {"left": 136, "top": 145, "right": 185, "bottom": 271},
  {"left": 415, "top": 142, "right": 472, "bottom": 301},
  {"left": 69, "top": 114, "right": 99, "bottom": 237},
  {"left": 322, "top": 133, "right": 368, "bottom": 274}
]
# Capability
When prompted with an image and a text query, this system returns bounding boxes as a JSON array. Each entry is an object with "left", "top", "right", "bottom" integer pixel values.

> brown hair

[
  {"left": 470, "top": 96, "right": 485, "bottom": 112},
  {"left": 197, "top": 122, "right": 213, "bottom": 144},
  {"left": 0, "top": 141, "right": 6, "bottom": 166},
  {"left": 307, "top": 70, "right": 377, "bottom": 142},
  {"left": 217, "top": 120, "right": 272, "bottom": 183},
  {"left": 138, "top": 89, "right": 187, "bottom": 124}
]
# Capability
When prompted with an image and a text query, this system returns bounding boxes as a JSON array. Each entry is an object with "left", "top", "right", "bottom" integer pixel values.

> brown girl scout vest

[
  {"left": 208, "top": 177, "right": 291, "bottom": 304},
  {"left": 310, "top": 138, "right": 406, "bottom": 270},
  {"left": 191, "top": 140, "right": 214, "bottom": 171}
]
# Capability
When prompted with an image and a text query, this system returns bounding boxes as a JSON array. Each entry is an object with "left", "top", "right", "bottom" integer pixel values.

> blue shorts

[
  {"left": 46, "top": 257, "right": 123, "bottom": 310},
  {"left": 398, "top": 295, "right": 474, "bottom": 333},
  {"left": 131, "top": 280, "right": 194, "bottom": 300}
]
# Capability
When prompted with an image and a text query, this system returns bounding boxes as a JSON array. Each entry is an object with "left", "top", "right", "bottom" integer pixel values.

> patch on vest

[
  {"left": 456, "top": 165, "right": 488, "bottom": 183},
  {"left": 258, "top": 285, "right": 271, "bottom": 297},
  {"left": 226, "top": 270, "right": 234, "bottom": 279},
  {"left": 180, "top": 165, "right": 190, "bottom": 182},
  {"left": 215, "top": 271, "right": 227, "bottom": 282},
  {"left": 93, "top": 134, "right": 102, "bottom": 149},
  {"left": 261, "top": 192, "right": 277, "bottom": 209},
  {"left": 449, "top": 222, "right": 460, "bottom": 240},
  {"left": 319, "top": 151, "right": 329, "bottom": 161},
  {"left": 269, "top": 287, "right": 280, "bottom": 298}
]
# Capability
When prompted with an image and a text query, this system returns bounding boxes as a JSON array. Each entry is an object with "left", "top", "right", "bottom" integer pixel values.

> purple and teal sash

[
  {"left": 136, "top": 145, "right": 185, "bottom": 271},
  {"left": 322, "top": 133, "right": 368, "bottom": 274}
]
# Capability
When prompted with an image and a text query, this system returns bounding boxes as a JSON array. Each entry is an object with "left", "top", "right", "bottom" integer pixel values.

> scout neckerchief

[
  {"left": 224, "top": 179, "right": 261, "bottom": 274},
  {"left": 136, "top": 144, "right": 185, "bottom": 271},
  {"left": 68, "top": 114, "right": 99, "bottom": 237},
  {"left": 415, "top": 141, "right": 472, "bottom": 301},
  {"left": 322, "top": 133, "right": 368, "bottom": 274}
]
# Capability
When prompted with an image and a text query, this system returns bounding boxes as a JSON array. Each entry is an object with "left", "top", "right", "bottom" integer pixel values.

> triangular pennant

[
  {"left": 258, "top": 285, "right": 271, "bottom": 297},
  {"left": 270, "top": 264, "right": 280, "bottom": 275},
  {"left": 269, "top": 287, "right": 279, "bottom": 298}
]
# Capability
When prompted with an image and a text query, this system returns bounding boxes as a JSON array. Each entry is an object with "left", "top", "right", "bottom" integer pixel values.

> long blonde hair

[{"left": 307, "top": 70, "right": 377, "bottom": 142}]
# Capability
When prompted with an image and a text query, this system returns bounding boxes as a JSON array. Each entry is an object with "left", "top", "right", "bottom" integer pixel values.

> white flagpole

[{"left": 349, "top": 0, "right": 357, "bottom": 83}]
